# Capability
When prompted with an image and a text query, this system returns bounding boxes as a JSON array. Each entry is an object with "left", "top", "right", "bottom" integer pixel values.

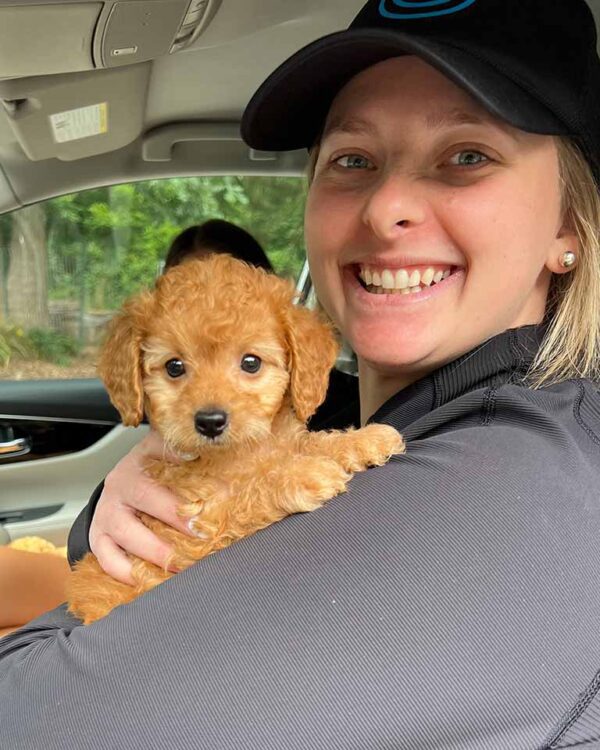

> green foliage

[
  {"left": 43, "top": 176, "right": 307, "bottom": 314},
  {"left": 0, "top": 176, "right": 308, "bottom": 371},
  {"left": 0, "top": 326, "right": 32, "bottom": 367},
  {"left": 0, "top": 325, "right": 81, "bottom": 367},
  {"left": 25, "top": 328, "right": 80, "bottom": 366}
]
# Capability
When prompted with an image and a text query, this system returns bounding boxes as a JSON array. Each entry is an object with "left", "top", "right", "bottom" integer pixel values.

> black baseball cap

[{"left": 241, "top": 0, "right": 600, "bottom": 181}]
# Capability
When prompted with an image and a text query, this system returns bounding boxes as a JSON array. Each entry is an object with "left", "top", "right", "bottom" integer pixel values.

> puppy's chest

[{"left": 146, "top": 437, "right": 306, "bottom": 493}]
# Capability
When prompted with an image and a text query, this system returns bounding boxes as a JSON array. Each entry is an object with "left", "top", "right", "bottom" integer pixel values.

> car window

[{"left": 0, "top": 176, "right": 307, "bottom": 381}]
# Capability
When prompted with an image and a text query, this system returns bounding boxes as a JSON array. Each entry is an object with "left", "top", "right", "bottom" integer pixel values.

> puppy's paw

[
  {"left": 292, "top": 457, "right": 351, "bottom": 511},
  {"left": 345, "top": 423, "right": 405, "bottom": 471}
]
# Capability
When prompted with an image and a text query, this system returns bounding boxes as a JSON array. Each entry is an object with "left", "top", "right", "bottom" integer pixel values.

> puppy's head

[{"left": 99, "top": 254, "right": 338, "bottom": 456}]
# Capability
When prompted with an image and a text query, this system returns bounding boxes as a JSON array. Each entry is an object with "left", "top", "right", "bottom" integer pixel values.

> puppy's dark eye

[
  {"left": 240, "top": 354, "right": 261, "bottom": 374},
  {"left": 165, "top": 358, "right": 185, "bottom": 378}
]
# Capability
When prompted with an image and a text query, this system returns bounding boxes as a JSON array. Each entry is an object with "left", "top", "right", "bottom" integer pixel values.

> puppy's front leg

[
  {"left": 302, "top": 423, "right": 405, "bottom": 473},
  {"left": 67, "top": 554, "right": 155, "bottom": 625},
  {"left": 188, "top": 454, "right": 353, "bottom": 546}
]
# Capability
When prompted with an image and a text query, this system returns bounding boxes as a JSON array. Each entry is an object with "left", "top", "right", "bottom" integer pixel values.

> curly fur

[{"left": 67, "top": 254, "right": 405, "bottom": 624}]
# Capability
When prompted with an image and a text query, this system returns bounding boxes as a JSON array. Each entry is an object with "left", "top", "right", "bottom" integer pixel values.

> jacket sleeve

[
  {"left": 67, "top": 480, "right": 104, "bottom": 566},
  {"left": 2, "top": 425, "right": 600, "bottom": 750}
]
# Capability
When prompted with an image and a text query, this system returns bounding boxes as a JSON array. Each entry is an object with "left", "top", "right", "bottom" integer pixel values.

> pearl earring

[{"left": 560, "top": 251, "right": 577, "bottom": 269}]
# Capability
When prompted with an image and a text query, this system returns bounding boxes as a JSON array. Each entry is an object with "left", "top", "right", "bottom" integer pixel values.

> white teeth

[
  {"left": 381, "top": 269, "right": 395, "bottom": 289},
  {"left": 359, "top": 264, "right": 454, "bottom": 293},
  {"left": 395, "top": 269, "right": 409, "bottom": 290},
  {"left": 421, "top": 267, "right": 435, "bottom": 286},
  {"left": 408, "top": 270, "right": 421, "bottom": 287}
]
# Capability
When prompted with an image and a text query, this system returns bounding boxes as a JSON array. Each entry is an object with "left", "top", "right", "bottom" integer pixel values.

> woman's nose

[{"left": 361, "top": 173, "right": 426, "bottom": 241}]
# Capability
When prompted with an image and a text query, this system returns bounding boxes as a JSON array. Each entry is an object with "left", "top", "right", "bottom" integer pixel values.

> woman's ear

[
  {"left": 281, "top": 302, "right": 339, "bottom": 423},
  {"left": 546, "top": 215, "right": 581, "bottom": 276},
  {"left": 98, "top": 291, "right": 153, "bottom": 427}
]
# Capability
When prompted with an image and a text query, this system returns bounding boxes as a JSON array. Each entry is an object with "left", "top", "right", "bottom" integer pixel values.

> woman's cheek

[
  {"left": 305, "top": 185, "right": 349, "bottom": 263},
  {"left": 305, "top": 248, "right": 339, "bottom": 323}
]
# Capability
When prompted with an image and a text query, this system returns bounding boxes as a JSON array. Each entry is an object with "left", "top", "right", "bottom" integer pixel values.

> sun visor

[
  {"left": 0, "top": 0, "right": 221, "bottom": 77},
  {"left": 0, "top": 64, "right": 151, "bottom": 161}
]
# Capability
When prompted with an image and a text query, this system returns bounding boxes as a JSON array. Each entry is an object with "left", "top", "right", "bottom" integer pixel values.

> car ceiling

[{"left": 0, "top": 0, "right": 597, "bottom": 212}]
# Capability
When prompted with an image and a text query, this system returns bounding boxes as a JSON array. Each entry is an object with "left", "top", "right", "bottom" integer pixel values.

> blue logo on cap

[{"left": 379, "top": 0, "right": 477, "bottom": 19}]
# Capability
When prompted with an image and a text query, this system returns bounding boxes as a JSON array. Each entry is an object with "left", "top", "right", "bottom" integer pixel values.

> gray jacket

[{"left": 1, "top": 325, "right": 599, "bottom": 750}]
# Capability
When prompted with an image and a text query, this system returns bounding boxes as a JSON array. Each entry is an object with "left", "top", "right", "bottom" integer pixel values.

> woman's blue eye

[
  {"left": 449, "top": 150, "right": 489, "bottom": 167},
  {"left": 335, "top": 154, "right": 372, "bottom": 169}
]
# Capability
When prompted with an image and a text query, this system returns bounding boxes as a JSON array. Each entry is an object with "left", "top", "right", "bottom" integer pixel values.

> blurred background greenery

[{"left": 0, "top": 176, "right": 307, "bottom": 374}]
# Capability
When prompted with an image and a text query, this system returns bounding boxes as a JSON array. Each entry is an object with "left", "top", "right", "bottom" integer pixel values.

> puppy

[{"left": 67, "top": 254, "right": 404, "bottom": 624}]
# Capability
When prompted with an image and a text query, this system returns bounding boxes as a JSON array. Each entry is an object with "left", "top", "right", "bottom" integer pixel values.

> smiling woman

[
  {"left": 304, "top": 56, "right": 588, "bottom": 419},
  {"left": 2, "top": 0, "right": 600, "bottom": 748}
]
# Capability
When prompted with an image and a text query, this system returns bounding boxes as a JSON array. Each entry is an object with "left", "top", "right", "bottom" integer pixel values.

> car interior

[
  {"left": 0, "top": 0, "right": 368, "bottom": 551},
  {"left": 0, "top": 0, "right": 599, "bottom": 558}
]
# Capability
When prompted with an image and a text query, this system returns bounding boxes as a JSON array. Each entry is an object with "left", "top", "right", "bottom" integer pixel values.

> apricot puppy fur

[{"left": 67, "top": 254, "right": 404, "bottom": 624}]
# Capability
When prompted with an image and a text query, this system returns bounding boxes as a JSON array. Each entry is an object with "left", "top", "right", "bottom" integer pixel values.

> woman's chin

[
  {"left": 355, "top": 346, "right": 426, "bottom": 374},
  {"left": 352, "top": 334, "right": 439, "bottom": 373}
]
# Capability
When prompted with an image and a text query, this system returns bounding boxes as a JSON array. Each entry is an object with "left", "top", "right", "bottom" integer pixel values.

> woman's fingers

[
  {"left": 130, "top": 480, "right": 194, "bottom": 537},
  {"left": 87, "top": 430, "right": 197, "bottom": 580},
  {"left": 90, "top": 534, "right": 135, "bottom": 586},
  {"left": 108, "top": 515, "right": 179, "bottom": 574},
  {"left": 91, "top": 508, "right": 179, "bottom": 581},
  {"left": 92, "top": 486, "right": 183, "bottom": 569}
]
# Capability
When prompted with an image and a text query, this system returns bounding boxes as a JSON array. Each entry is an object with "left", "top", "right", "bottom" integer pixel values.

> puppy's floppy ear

[
  {"left": 281, "top": 303, "right": 339, "bottom": 422},
  {"left": 98, "top": 291, "right": 153, "bottom": 427}
]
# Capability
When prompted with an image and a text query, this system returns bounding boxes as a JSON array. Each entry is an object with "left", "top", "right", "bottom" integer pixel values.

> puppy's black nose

[{"left": 194, "top": 409, "right": 228, "bottom": 439}]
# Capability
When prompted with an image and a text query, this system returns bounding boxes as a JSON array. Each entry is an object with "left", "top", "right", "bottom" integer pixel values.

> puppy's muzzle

[{"left": 194, "top": 409, "right": 229, "bottom": 439}]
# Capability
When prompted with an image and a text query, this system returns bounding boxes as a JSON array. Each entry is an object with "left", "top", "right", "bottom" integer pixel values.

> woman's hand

[{"left": 90, "top": 431, "right": 193, "bottom": 585}]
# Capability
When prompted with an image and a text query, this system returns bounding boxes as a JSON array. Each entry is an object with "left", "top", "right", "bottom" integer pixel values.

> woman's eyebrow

[
  {"left": 424, "top": 108, "right": 521, "bottom": 143},
  {"left": 423, "top": 108, "right": 486, "bottom": 130},
  {"left": 323, "top": 110, "right": 502, "bottom": 139},
  {"left": 322, "top": 117, "right": 379, "bottom": 139}
]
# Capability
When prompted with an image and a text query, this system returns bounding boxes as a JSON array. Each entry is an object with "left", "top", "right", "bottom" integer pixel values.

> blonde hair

[
  {"left": 306, "top": 146, "right": 319, "bottom": 184},
  {"left": 528, "top": 138, "right": 600, "bottom": 386},
  {"left": 306, "top": 138, "right": 600, "bottom": 387}
]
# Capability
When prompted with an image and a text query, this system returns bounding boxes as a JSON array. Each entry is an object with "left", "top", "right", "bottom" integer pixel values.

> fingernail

[{"left": 187, "top": 518, "right": 209, "bottom": 540}]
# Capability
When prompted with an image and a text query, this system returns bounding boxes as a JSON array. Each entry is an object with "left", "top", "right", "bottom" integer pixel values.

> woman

[{"left": 2, "top": 1, "right": 600, "bottom": 747}]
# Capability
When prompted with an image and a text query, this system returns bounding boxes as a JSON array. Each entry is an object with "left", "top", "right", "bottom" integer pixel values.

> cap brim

[{"left": 241, "top": 28, "right": 570, "bottom": 152}]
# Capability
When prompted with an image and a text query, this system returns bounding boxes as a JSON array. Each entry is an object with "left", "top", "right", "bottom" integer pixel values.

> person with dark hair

[{"left": 164, "top": 219, "right": 273, "bottom": 272}]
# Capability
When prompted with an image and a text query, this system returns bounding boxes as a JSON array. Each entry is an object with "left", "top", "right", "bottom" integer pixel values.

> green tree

[
  {"left": 0, "top": 175, "right": 307, "bottom": 366},
  {"left": 45, "top": 176, "right": 307, "bottom": 315}
]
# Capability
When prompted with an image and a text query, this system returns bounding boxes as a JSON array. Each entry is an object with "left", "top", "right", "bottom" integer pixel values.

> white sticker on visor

[{"left": 50, "top": 103, "right": 108, "bottom": 143}]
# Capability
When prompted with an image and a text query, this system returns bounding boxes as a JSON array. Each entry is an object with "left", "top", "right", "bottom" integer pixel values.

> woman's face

[{"left": 305, "top": 57, "right": 575, "bottom": 379}]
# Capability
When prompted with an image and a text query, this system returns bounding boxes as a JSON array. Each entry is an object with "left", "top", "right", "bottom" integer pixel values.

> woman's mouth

[{"left": 354, "top": 263, "right": 458, "bottom": 295}]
